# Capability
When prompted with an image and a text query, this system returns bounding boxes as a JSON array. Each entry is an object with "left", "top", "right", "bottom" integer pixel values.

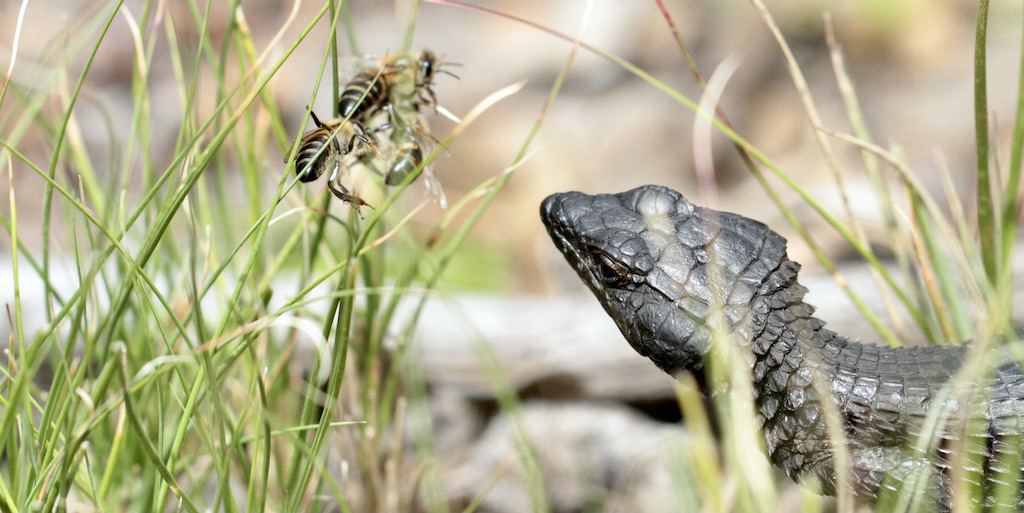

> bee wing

[
  {"left": 420, "top": 168, "right": 447, "bottom": 209},
  {"left": 338, "top": 55, "right": 378, "bottom": 77}
]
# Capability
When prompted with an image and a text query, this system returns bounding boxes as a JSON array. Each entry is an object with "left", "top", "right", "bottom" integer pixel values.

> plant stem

[{"left": 975, "top": 0, "right": 995, "bottom": 286}]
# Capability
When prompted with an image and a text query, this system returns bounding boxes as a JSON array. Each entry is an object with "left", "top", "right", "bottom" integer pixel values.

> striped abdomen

[
  {"left": 385, "top": 137, "right": 423, "bottom": 186},
  {"left": 338, "top": 70, "right": 389, "bottom": 122},
  {"left": 294, "top": 127, "right": 339, "bottom": 182}
]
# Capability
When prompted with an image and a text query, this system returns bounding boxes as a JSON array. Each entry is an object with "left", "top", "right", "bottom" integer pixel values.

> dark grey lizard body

[{"left": 541, "top": 184, "right": 1024, "bottom": 509}]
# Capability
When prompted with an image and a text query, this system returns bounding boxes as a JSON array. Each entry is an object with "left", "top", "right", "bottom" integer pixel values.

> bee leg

[
  {"left": 327, "top": 165, "right": 373, "bottom": 214},
  {"left": 420, "top": 86, "right": 439, "bottom": 111},
  {"left": 348, "top": 123, "right": 386, "bottom": 161},
  {"left": 342, "top": 123, "right": 363, "bottom": 153}
]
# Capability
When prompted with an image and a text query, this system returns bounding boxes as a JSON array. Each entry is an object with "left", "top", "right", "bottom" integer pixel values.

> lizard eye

[{"left": 595, "top": 253, "right": 633, "bottom": 285}]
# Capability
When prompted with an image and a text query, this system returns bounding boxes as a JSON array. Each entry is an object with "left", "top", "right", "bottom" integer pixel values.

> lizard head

[{"left": 541, "top": 185, "right": 796, "bottom": 375}]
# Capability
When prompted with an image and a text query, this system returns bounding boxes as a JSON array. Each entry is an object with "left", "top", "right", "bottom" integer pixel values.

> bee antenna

[
  {"left": 432, "top": 60, "right": 462, "bottom": 80},
  {"left": 310, "top": 110, "right": 326, "bottom": 128},
  {"left": 437, "top": 68, "right": 461, "bottom": 80}
]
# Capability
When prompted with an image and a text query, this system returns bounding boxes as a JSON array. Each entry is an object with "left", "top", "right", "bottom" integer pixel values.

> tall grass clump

[{"left": 0, "top": 0, "right": 555, "bottom": 511}]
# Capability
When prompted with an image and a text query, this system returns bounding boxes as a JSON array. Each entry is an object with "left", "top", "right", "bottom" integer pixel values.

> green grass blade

[{"left": 974, "top": 0, "right": 996, "bottom": 288}]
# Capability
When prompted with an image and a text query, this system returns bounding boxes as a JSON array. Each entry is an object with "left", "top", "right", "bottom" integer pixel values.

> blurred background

[
  {"left": 4, "top": 0, "right": 1022, "bottom": 286},
  {"left": 1, "top": 0, "right": 1023, "bottom": 511}
]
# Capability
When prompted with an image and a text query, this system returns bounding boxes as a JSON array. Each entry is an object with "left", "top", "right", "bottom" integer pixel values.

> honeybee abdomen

[
  {"left": 338, "top": 71, "right": 388, "bottom": 121},
  {"left": 385, "top": 142, "right": 423, "bottom": 186},
  {"left": 295, "top": 132, "right": 333, "bottom": 182}
]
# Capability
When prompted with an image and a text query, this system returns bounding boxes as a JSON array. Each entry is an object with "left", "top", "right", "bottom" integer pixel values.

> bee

[
  {"left": 338, "top": 50, "right": 460, "bottom": 125},
  {"left": 327, "top": 49, "right": 458, "bottom": 208},
  {"left": 383, "top": 121, "right": 447, "bottom": 208},
  {"left": 290, "top": 110, "right": 380, "bottom": 212}
]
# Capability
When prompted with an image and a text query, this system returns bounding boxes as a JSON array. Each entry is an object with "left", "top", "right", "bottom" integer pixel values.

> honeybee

[
  {"left": 326, "top": 49, "right": 458, "bottom": 208},
  {"left": 383, "top": 119, "right": 447, "bottom": 208},
  {"left": 338, "top": 50, "right": 460, "bottom": 125},
  {"left": 290, "top": 110, "right": 379, "bottom": 212}
]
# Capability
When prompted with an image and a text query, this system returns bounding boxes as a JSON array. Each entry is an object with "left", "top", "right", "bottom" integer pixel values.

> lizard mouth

[{"left": 540, "top": 193, "right": 605, "bottom": 295}]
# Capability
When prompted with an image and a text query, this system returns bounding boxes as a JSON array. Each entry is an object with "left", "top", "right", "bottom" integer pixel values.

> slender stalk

[
  {"left": 999, "top": 3, "right": 1024, "bottom": 310},
  {"left": 975, "top": 0, "right": 995, "bottom": 286}
]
